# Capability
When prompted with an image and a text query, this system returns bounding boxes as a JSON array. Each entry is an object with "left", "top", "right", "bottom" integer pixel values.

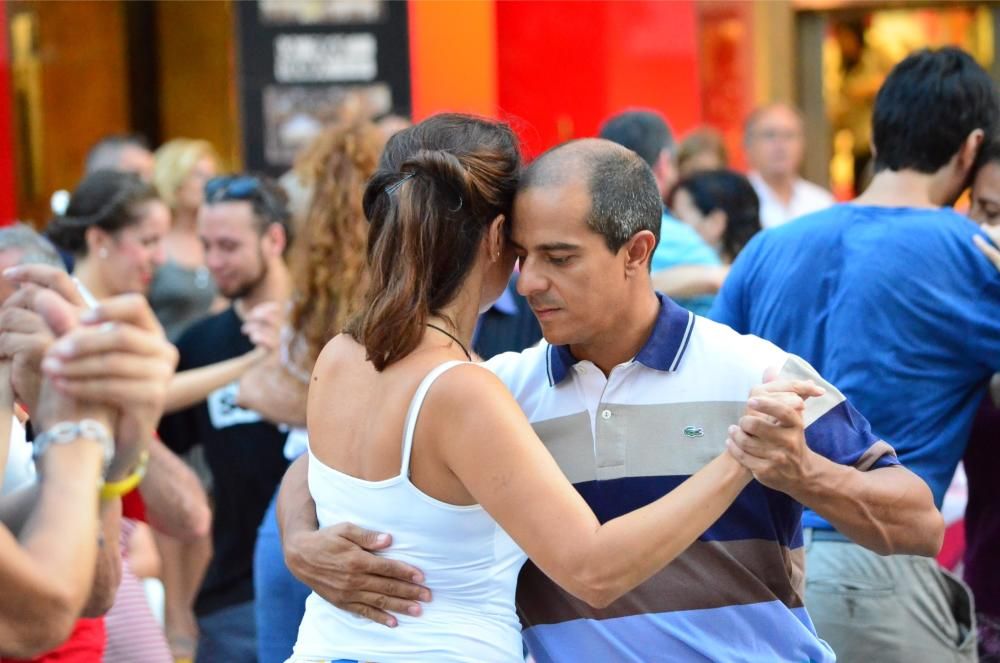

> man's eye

[{"left": 549, "top": 256, "right": 570, "bottom": 266}]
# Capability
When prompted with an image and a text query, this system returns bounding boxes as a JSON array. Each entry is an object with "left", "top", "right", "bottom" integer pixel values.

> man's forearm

[
  {"left": 0, "top": 483, "right": 40, "bottom": 533},
  {"left": 0, "top": 445, "right": 105, "bottom": 656},
  {"left": 140, "top": 437, "right": 211, "bottom": 541},
  {"left": 277, "top": 454, "right": 317, "bottom": 542},
  {"left": 651, "top": 265, "right": 728, "bottom": 298},
  {"left": 81, "top": 498, "right": 122, "bottom": 617},
  {"left": 792, "top": 455, "right": 943, "bottom": 556},
  {"left": 237, "top": 360, "right": 308, "bottom": 428}
]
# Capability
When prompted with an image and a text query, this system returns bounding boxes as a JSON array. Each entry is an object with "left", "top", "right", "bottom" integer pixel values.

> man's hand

[
  {"left": 3, "top": 264, "right": 86, "bottom": 307},
  {"left": 973, "top": 224, "right": 1000, "bottom": 271},
  {"left": 725, "top": 375, "right": 826, "bottom": 493},
  {"left": 0, "top": 286, "right": 58, "bottom": 411},
  {"left": 29, "top": 288, "right": 114, "bottom": 439},
  {"left": 283, "top": 523, "right": 431, "bottom": 628}
]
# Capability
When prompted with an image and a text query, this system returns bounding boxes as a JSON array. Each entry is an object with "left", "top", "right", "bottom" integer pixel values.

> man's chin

[{"left": 539, "top": 322, "right": 574, "bottom": 347}]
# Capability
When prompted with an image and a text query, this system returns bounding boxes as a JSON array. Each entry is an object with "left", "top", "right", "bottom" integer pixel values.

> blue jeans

[
  {"left": 254, "top": 492, "right": 312, "bottom": 663},
  {"left": 196, "top": 600, "right": 257, "bottom": 663}
]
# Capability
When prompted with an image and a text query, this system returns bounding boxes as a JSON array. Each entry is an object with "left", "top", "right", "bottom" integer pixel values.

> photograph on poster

[
  {"left": 259, "top": 0, "right": 385, "bottom": 25},
  {"left": 263, "top": 83, "right": 392, "bottom": 165},
  {"left": 274, "top": 33, "right": 377, "bottom": 83}
]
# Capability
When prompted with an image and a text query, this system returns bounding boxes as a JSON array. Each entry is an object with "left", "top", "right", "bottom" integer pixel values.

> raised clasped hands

[
  {"left": 0, "top": 264, "right": 177, "bottom": 480},
  {"left": 725, "top": 367, "right": 826, "bottom": 493}
]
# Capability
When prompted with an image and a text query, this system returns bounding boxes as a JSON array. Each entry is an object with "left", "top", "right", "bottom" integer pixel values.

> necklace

[{"left": 426, "top": 323, "right": 472, "bottom": 361}]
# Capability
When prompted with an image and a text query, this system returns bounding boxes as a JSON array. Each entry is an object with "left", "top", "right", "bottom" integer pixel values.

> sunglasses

[{"left": 204, "top": 175, "right": 285, "bottom": 220}]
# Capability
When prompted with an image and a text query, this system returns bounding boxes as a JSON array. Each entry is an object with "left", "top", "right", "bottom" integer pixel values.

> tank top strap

[{"left": 399, "top": 360, "right": 469, "bottom": 477}]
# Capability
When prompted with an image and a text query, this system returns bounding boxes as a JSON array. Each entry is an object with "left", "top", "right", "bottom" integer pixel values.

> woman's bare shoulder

[{"left": 314, "top": 333, "right": 365, "bottom": 369}]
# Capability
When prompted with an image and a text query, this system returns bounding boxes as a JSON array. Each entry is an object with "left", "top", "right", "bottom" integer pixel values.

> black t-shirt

[{"left": 158, "top": 306, "right": 290, "bottom": 617}]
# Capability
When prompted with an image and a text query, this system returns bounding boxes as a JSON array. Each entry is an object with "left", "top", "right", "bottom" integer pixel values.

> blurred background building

[{"left": 0, "top": 0, "right": 995, "bottom": 225}]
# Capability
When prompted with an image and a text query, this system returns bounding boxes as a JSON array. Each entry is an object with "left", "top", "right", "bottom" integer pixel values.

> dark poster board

[{"left": 235, "top": 0, "right": 411, "bottom": 175}]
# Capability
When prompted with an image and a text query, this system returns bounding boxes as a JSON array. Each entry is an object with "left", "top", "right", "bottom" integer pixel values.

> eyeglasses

[{"left": 205, "top": 175, "right": 285, "bottom": 221}]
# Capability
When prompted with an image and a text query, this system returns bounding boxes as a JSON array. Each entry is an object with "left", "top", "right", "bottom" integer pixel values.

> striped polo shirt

[{"left": 486, "top": 293, "right": 898, "bottom": 662}]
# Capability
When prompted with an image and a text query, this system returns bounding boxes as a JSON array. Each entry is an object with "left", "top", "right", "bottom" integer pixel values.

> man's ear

[
  {"left": 623, "top": 230, "right": 657, "bottom": 277},
  {"left": 960, "top": 128, "right": 986, "bottom": 173},
  {"left": 263, "top": 222, "right": 287, "bottom": 258}
]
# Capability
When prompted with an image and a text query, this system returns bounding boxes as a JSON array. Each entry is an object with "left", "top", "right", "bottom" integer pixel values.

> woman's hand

[
  {"left": 242, "top": 301, "right": 284, "bottom": 352},
  {"left": 40, "top": 294, "right": 177, "bottom": 479},
  {"left": 973, "top": 224, "right": 1000, "bottom": 271}
]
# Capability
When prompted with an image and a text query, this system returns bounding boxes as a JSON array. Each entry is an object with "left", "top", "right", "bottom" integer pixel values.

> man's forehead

[
  {"left": 511, "top": 185, "right": 600, "bottom": 251},
  {"left": 974, "top": 162, "right": 1000, "bottom": 189},
  {"left": 758, "top": 106, "right": 801, "bottom": 129},
  {"left": 199, "top": 200, "right": 256, "bottom": 228}
]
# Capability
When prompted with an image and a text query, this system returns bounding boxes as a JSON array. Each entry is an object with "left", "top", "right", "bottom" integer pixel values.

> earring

[{"left": 98, "top": 247, "right": 108, "bottom": 259}]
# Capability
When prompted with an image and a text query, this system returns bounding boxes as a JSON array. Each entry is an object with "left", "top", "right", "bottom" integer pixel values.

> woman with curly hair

[{"left": 237, "top": 118, "right": 383, "bottom": 663}]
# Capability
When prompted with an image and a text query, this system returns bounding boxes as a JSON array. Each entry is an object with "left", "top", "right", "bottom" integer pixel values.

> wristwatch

[{"left": 32, "top": 419, "right": 114, "bottom": 475}]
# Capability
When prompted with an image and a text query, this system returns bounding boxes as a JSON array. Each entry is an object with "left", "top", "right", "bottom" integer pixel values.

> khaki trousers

[{"left": 804, "top": 530, "right": 977, "bottom": 663}]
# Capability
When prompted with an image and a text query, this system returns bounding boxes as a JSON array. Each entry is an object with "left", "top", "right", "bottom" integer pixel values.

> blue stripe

[
  {"left": 806, "top": 399, "right": 899, "bottom": 468},
  {"left": 524, "top": 602, "right": 834, "bottom": 663},
  {"left": 575, "top": 476, "right": 804, "bottom": 548}
]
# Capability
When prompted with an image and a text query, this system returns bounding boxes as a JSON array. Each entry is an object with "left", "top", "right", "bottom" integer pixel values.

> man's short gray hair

[
  {"left": 0, "top": 223, "right": 65, "bottom": 269},
  {"left": 85, "top": 135, "right": 149, "bottom": 175},
  {"left": 519, "top": 139, "right": 662, "bottom": 258}
]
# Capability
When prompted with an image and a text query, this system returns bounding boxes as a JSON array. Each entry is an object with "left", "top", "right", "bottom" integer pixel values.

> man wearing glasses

[{"left": 158, "top": 175, "right": 294, "bottom": 662}]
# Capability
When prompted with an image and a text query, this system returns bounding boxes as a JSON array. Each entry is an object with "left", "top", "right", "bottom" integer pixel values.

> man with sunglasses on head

[{"left": 158, "top": 174, "right": 294, "bottom": 663}]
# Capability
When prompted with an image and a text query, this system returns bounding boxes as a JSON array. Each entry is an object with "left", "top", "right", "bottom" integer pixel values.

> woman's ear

[
  {"left": 85, "top": 225, "right": 111, "bottom": 258},
  {"left": 703, "top": 209, "right": 728, "bottom": 246},
  {"left": 487, "top": 214, "right": 506, "bottom": 260}
]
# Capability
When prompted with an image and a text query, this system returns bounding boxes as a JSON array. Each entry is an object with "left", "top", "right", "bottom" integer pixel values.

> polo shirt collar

[{"left": 545, "top": 293, "right": 696, "bottom": 386}]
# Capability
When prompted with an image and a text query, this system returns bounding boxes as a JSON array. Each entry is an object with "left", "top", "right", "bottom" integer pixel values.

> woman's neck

[
  {"left": 427, "top": 274, "right": 483, "bottom": 357},
  {"left": 72, "top": 258, "right": 113, "bottom": 301}
]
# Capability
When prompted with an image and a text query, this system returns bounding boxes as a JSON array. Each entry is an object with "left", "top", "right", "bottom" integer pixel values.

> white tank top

[{"left": 292, "top": 361, "right": 529, "bottom": 662}]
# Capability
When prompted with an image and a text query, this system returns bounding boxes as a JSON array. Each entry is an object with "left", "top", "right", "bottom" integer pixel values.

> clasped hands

[
  {"left": 0, "top": 265, "right": 178, "bottom": 480},
  {"left": 725, "top": 367, "right": 826, "bottom": 493}
]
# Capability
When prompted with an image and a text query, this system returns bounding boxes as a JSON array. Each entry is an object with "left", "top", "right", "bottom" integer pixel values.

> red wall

[
  {"left": 0, "top": 0, "right": 17, "bottom": 224},
  {"left": 495, "top": 0, "right": 701, "bottom": 158}
]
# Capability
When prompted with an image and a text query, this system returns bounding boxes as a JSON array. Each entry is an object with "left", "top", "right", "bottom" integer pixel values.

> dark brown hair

[
  {"left": 46, "top": 170, "right": 160, "bottom": 256},
  {"left": 347, "top": 113, "right": 521, "bottom": 371}
]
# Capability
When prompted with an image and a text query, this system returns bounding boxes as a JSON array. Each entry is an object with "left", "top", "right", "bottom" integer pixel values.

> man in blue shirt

[
  {"left": 711, "top": 47, "right": 1000, "bottom": 662},
  {"left": 598, "top": 110, "right": 722, "bottom": 315}
]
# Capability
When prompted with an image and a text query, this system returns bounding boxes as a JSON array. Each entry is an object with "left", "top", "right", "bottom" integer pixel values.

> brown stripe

[
  {"left": 517, "top": 538, "right": 804, "bottom": 627},
  {"left": 854, "top": 440, "right": 897, "bottom": 471}
]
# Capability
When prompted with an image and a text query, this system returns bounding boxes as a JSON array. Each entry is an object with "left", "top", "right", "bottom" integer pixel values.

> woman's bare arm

[
  {"left": 164, "top": 348, "right": 268, "bottom": 415},
  {"left": 431, "top": 365, "right": 752, "bottom": 608}
]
